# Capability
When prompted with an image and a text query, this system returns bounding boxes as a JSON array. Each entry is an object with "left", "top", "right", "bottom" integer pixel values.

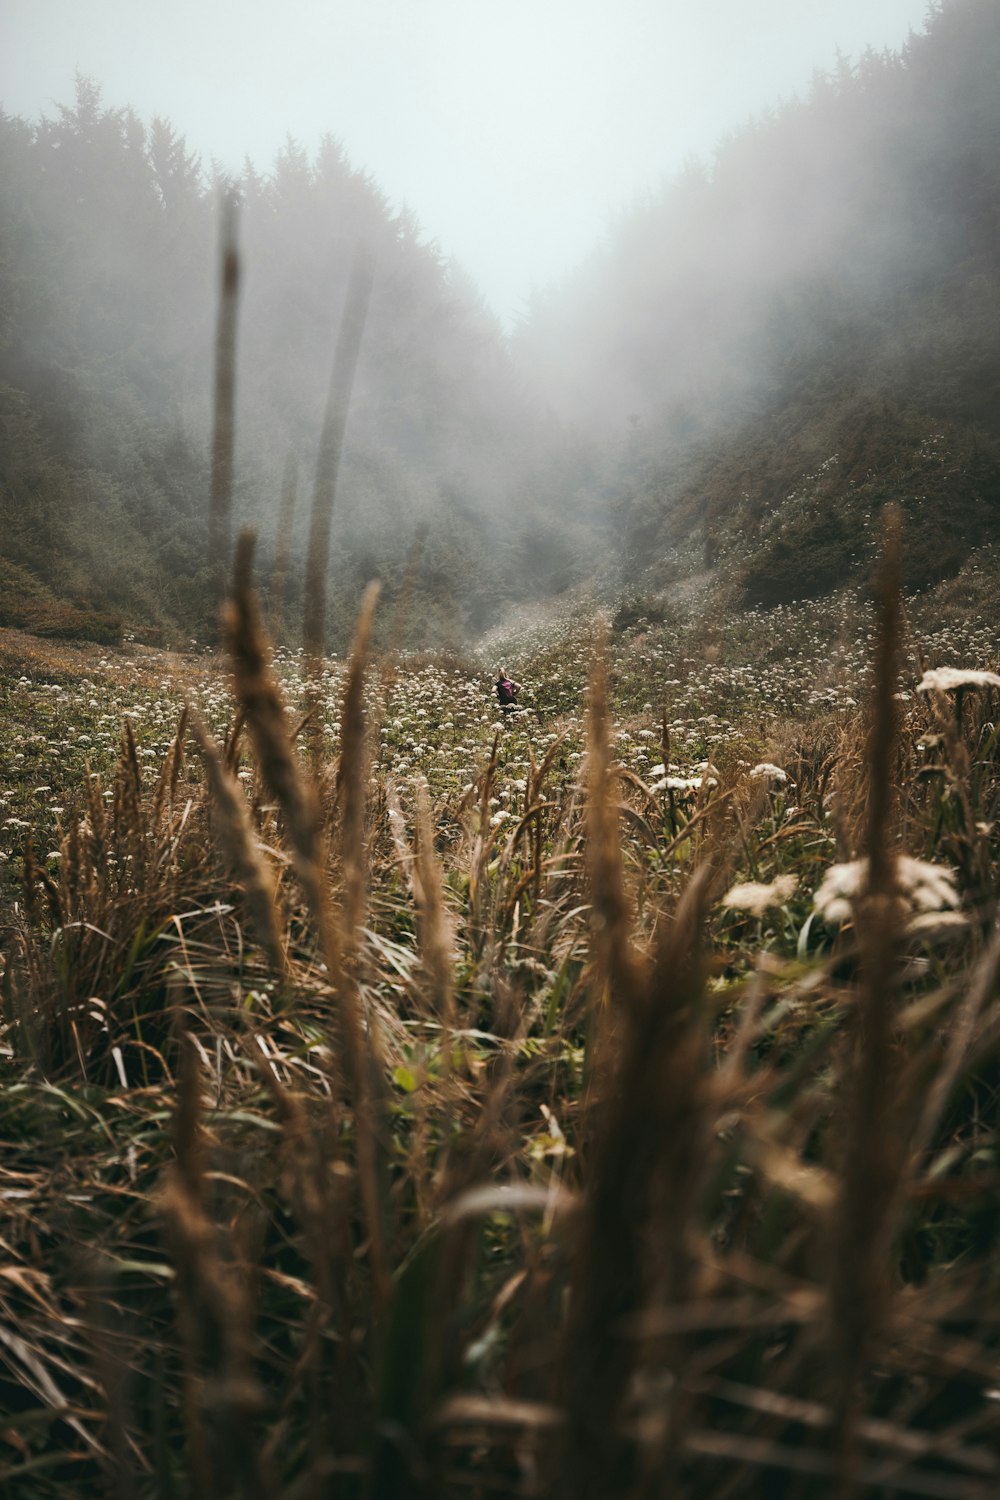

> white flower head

[
  {"left": 917, "top": 667, "right": 1000, "bottom": 694},
  {"left": 749, "top": 762, "right": 789, "bottom": 784},
  {"left": 722, "top": 874, "right": 797, "bottom": 916},
  {"left": 813, "top": 855, "right": 960, "bottom": 926},
  {"left": 906, "top": 910, "right": 969, "bottom": 943},
  {"left": 897, "top": 855, "right": 961, "bottom": 912}
]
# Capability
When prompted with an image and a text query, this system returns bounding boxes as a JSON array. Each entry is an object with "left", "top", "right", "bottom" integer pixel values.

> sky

[{"left": 2, "top": 0, "right": 933, "bottom": 327}]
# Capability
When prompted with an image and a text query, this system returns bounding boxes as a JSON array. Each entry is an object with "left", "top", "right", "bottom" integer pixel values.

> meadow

[{"left": 3, "top": 540, "right": 1000, "bottom": 1497}]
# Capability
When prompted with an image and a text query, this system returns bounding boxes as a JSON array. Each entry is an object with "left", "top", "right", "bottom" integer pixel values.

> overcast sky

[{"left": 2, "top": 0, "right": 932, "bottom": 326}]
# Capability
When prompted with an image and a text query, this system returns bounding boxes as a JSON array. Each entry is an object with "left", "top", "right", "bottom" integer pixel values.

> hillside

[
  {"left": 5, "top": 542, "right": 1000, "bottom": 1492},
  {"left": 519, "top": 0, "right": 1000, "bottom": 606},
  {"left": 0, "top": 85, "right": 590, "bottom": 650},
  {"left": 3, "top": 4, "right": 1000, "bottom": 653},
  {"left": 7, "top": 5, "right": 1000, "bottom": 1490}
]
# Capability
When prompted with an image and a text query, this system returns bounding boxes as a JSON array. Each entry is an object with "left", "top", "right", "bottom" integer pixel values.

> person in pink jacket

[{"left": 496, "top": 668, "right": 521, "bottom": 711}]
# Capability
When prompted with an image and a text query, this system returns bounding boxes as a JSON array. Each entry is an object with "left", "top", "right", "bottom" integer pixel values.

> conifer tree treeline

[
  {"left": 3, "top": 0, "right": 1000, "bottom": 640},
  {"left": 0, "top": 79, "right": 571, "bottom": 644}
]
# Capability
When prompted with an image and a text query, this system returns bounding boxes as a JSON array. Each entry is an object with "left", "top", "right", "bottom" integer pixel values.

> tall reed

[
  {"left": 829, "top": 506, "right": 906, "bottom": 1487},
  {"left": 302, "top": 244, "right": 376, "bottom": 666},
  {"left": 208, "top": 190, "right": 241, "bottom": 614},
  {"left": 269, "top": 451, "right": 298, "bottom": 632}
]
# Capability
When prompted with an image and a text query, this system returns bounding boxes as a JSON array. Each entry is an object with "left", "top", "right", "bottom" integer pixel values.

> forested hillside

[
  {"left": 0, "top": 81, "right": 589, "bottom": 647},
  {"left": 518, "top": 0, "right": 1000, "bottom": 605},
  {"left": 7, "top": 8, "right": 1000, "bottom": 1493},
  {"left": 2, "top": 0, "right": 1000, "bottom": 647}
]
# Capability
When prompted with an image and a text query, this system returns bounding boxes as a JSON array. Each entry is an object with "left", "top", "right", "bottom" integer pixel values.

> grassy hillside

[
  {"left": 625, "top": 399, "right": 1000, "bottom": 606},
  {"left": 4, "top": 540, "right": 1000, "bottom": 1494},
  {"left": 5, "top": 5, "right": 1000, "bottom": 1491},
  {"left": 521, "top": 0, "right": 1000, "bottom": 608}
]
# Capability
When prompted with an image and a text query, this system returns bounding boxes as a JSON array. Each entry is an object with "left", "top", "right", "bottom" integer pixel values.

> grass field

[{"left": 3, "top": 542, "right": 1000, "bottom": 1497}]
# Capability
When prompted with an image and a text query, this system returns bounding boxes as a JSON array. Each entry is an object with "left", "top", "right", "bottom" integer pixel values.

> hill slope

[
  {"left": 518, "top": 0, "right": 1000, "bottom": 604},
  {"left": 0, "top": 85, "right": 585, "bottom": 647}
]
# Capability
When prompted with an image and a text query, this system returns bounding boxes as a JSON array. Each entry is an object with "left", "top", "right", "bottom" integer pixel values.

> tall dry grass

[
  {"left": 5, "top": 528, "right": 1000, "bottom": 1495},
  {"left": 5, "top": 218, "right": 1000, "bottom": 1499},
  {"left": 208, "top": 191, "right": 241, "bottom": 612},
  {"left": 302, "top": 243, "right": 377, "bottom": 668}
]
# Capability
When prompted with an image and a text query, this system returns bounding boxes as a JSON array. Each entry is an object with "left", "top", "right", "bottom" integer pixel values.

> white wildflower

[
  {"left": 657, "top": 775, "right": 703, "bottom": 793},
  {"left": 898, "top": 855, "right": 961, "bottom": 912},
  {"left": 749, "top": 763, "right": 788, "bottom": 784},
  {"left": 813, "top": 855, "right": 960, "bottom": 926},
  {"left": 722, "top": 875, "right": 797, "bottom": 915},
  {"left": 917, "top": 667, "right": 1000, "bottom": 694},
  {"left": 906, "top": 910, "right": 969, "bottom": 943}
]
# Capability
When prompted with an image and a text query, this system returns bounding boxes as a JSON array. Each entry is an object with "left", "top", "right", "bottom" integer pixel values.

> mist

[
  {"left": 1, "top": 0, "right": 997, "bottom": 648},
  {"left": 7, "top": 9, "right": 1000, "bottom": 1494},
  {"left": 3, "top": 0, "right": 930, "bottom": 328},
  {"left": 513, "top": 2, "right": 1000, "bottom": 599}
]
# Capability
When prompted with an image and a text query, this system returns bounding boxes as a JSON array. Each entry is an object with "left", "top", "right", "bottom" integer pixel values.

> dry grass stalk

[
  {"left": 163, "top": 1034, "right": 212, "bottom": 1496},
  {"left": 907, "top": 924, "right": 1000, "bottom": 1171},
  {"left": 159, "top": 704, "right": 189, "bottom": 819},
  {"left": 560, "top": 864, "right": 712, "bottom": 1500},
  {"left": 224, "top": 531, "right": 388, "bottom": 1309},
  {"left": 190, "top": 710, "right": 288, "bottom": 977},
  {"left": 302, "top": 242, "right": 376, "bottom": 666},
  {"left": 223, "top": 706, "right": 247, "bottom": 771},
  {"left": 208, "top": 190, "right": 240, "bottom": 609},
  {"left": 85, "top": 761, "right": 110, "bottom": 876},
  {"left": 161, "top": 1037, "right": 273, "bottom": 1500},
  {"left": 115, "top": 719, "right": 146, "bottom": 888},
  {"left": 465, "top": 733, "right": 502, "bottom": 958},
  {"left": 85, "top": 1263, "right": 139, "bottom": 1500},
  {"left": 413, "top": 778, "right": 456, "bottom": 1035},
  {"left": 553, "top": 630, "right": 717, "bottom": 1497},
  {"left": 245, "top": 1044, "right": 367, "bottom": 1479},
  {"left": 384, "top": 777, "right": 415, "bottom": 890},
  {"left": 918, "top": 681, "right": 993, "bottom": 900},
  {"left": 328, "top": 578, "right": 391, "bottom": 1308},
  {"left": 585, "top": 626, "right": 643, "bottom": 1019},
  {"left": 332, "top": 578, "right": 380, "bottom": 951},
  {"left": 225, "top": 531, "right": 326, "bottom": 921},
  {"left": 519, "top": 732, "right": 569, "bottom": 923},
  {"left": 829, "top": 504, "right": 907, "bottom": 1487},
  {"left": 270, "top": 451, "right": 297, "bottom": 631}
]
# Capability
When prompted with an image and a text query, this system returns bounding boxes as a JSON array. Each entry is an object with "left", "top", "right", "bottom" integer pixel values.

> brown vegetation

[{"left": 3, "top": 526, "right": 1000, "bottom": 1497}]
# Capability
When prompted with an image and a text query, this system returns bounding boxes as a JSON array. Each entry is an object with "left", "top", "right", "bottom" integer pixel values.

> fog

[
  {"left": 3, "top": 0, "right": 930, "bottom": 327},
  {"left": 2, "top": 1, "right": 996, "bottom": 647}
]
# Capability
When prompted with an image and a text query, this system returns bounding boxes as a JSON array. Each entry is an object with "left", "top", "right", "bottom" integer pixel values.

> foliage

[
  {"left": 5, "top": 7, "right": 1000, "bottom": 1486},
  {"left": 3, "top": 564, "right": 1000, "bottom": 1494},
  {"left": 0, "top": 83, "right": 576, "bottom": 650}
]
